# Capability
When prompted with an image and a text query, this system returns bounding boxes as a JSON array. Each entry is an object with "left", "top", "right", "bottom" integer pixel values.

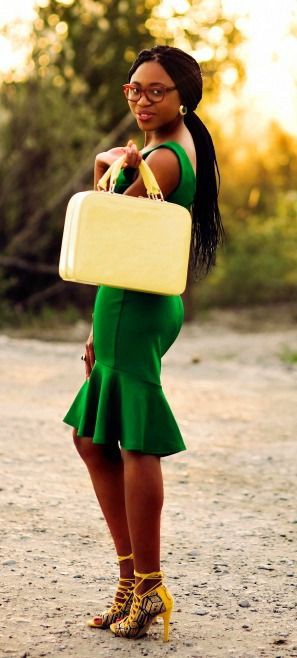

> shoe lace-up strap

[
  {"left": 117, "top": 552, "right": 133, "bottom": 562},
  {"left": 133, "top": 570, "right": 164, "bottom": 597},
  {"left": 126, "top": 570, "right": 164, "bottom": 621},
  {"left": 115, "top": 577, "right": 135, "bottom": 602},
  {"left": 134, "top": 569, "right": 164, "bottom": 581}
]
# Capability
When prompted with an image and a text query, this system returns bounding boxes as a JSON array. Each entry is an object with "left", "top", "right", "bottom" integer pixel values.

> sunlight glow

[
  {"left": 159, "top": 0, "right": 297, "bottom": 136},
  {"left": 0, "top": 0, "right": 36, "bottom": 74},
  {"left": 0, "top": 0, "right": 297, "bottom": 136},
  {"left": 221, "top": 0, "right": 297, "bottom": 136}
]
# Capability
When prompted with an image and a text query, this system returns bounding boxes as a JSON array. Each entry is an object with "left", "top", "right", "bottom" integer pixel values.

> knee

[
  {"left": 121, "top": 448, "right": 160, "bottom": 467},
  {"left": 73, "top": 429, "right": 121, "bottom": 465},
  {"left": 72, "top": 428, "right": 81, "bottom": 453},
  {"left": 72, "top": 429, "right": 97, "bottom": 464}
]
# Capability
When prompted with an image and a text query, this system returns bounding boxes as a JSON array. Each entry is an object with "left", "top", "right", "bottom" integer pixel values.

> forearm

[{"left": 94, "top": 158, "right": 108, "bottom": 190}]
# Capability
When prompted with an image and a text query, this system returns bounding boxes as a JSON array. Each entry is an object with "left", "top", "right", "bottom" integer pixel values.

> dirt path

[{"left": 1, "top": 310, "right": 297, "bottom": 658}]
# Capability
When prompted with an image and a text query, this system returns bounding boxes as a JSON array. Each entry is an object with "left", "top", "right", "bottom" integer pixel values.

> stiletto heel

[
  {"left": 87, "top": 552, "right": 134, "bottom": 629},
  {"left": 159, "top": 608, "right": 172, "bottom": 642},
  {"left": 110, "top": 569, "right": 174, "bottom": 641}
]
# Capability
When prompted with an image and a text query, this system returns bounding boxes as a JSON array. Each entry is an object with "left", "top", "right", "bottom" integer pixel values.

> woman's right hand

[
  {"left": 94, "top": 141, "right": 142, "bottom": 190},
  {"left": 94, "top": 147, "right": 127, "bottom": 189},
  {"left": 83, "top": 327, "right": 95, "bottom": 380}
]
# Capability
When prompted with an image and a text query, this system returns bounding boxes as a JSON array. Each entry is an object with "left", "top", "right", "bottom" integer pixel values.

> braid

[
  {"left": 128, "top": 45, "right": 224, "bottom": 278},
  {"left": 185, "top": 112, "right": 223, "bottom": 275}
]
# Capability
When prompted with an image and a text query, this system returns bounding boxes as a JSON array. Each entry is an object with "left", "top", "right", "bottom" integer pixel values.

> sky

[{"left": 0, "top": 0, "right": 297, "bottom": 137}]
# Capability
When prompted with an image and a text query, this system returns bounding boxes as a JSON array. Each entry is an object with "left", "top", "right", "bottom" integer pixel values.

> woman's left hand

[
  {"left": 84, "top": 327, "right": 95, "bottom": 380},
  {"left": 123, "top": 140, "right": 142, "bottom": 168}
]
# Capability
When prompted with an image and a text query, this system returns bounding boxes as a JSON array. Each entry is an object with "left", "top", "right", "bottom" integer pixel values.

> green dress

[{"left": 63, "top": 141, "right": 196, "bottom": 457}]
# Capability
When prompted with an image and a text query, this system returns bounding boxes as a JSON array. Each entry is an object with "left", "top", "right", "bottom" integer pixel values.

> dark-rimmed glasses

[{"left": 123, "top": 83, "right": 177, "bottom": 104}]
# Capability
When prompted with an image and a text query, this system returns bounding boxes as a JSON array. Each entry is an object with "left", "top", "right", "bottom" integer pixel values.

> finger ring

[{"left": 81, "top": 355, "right": 86, "bottom": 361}]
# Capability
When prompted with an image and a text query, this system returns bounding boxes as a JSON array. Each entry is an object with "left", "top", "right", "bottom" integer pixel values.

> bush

[{"left": 195, "top": 192, "right": 297, "bottom": 308}]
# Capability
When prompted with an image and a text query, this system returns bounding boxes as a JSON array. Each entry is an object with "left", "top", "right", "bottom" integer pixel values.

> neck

[{"left": 143, "top": 116, "right": 184, "bottom": 148}]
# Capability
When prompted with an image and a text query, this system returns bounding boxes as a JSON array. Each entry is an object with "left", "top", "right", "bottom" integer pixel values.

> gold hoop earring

[{"left": 179, "top": 105, "right": 188, "bottom": 116}]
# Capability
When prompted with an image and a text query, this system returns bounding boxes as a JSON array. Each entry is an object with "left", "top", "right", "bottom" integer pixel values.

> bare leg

[
  {"left": 73, "top": 431, "right": 133, "bottom": 579},
  {"left": 121, "top": 449, "right": 164, "bottom": 594}
]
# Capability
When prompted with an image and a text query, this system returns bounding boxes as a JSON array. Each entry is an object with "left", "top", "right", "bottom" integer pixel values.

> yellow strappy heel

[
  {"left": 87, "top": 553, "right": 134, "bottom": 629},
  {"left": 109, "top": 569, "right": 174, "bottom": 641}
]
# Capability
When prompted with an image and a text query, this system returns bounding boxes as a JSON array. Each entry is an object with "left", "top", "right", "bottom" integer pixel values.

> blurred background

[{"left": 0, "top": 0, "right": 297, "bottom": 331}]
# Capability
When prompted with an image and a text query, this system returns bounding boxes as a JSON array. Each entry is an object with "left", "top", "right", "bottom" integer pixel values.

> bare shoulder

[
  {"left": 144, "top": 147, "right": 180, "bottom": 195},
  {"left": 123, "top": 143, "right": 187, "bottom": 199},
  {"left": 145, "top": 146, "right": 180, "bottom": 168}
]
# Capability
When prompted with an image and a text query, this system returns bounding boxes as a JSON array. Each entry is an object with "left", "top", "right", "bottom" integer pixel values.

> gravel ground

[{"left": 1, "top": 308, "right": 297, "bottom": 658}]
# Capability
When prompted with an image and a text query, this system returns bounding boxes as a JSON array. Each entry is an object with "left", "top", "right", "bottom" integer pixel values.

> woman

[{"left": 63, "top": 45, "right": 223, "bottom": 641}]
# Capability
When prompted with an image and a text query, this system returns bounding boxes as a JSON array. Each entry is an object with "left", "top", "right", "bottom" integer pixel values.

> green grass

[
  {"left": 0, "top": 303, "right": 90, "bottom": 340},
  {"left": 279, "top": 347, "right": 297, "bottom": 366}
]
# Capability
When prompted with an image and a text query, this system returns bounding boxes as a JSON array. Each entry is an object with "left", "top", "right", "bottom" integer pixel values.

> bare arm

[{"left": 122, "top": 148, "right": 180, "bottom": 199}]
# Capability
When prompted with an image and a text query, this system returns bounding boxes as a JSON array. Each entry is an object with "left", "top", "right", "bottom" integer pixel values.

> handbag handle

[{"left": 98, "top": 154, "right": 164, "bottom": 200}]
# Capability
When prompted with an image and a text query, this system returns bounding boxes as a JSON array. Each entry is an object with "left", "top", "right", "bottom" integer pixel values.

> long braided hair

[{"left": 128, "top": 45, "right": 224, "bottom": 278}]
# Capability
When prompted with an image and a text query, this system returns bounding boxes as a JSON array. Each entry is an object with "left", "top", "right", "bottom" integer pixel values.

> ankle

[
  {"left": 134, "top": 570, "right": 163, "bottom": 596},
  {"left": 118, "top": 552, "right": 134, "bottom": 580},
  {"left": 119, "top": 557, "right": 134, "bottom": 580}
]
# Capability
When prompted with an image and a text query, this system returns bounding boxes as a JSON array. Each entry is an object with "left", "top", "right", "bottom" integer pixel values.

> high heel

[
  {"left": 87, "top": 552, "right": 134, "bottom": 629},
  {"left": 109, "top": 569, "right": 174, "bottom": 641}
]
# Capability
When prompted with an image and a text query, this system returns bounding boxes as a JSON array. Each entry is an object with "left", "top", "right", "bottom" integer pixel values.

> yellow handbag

[{"left": 59, "top": 155, "right": 192, "bottom": 295}]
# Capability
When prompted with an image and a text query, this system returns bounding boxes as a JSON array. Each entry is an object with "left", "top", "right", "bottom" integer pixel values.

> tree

[
  {"left": 147, "top": 0, "right": 244, "bottom": 100},
  {"left": 0, "top": 0, "right": 159, "bottom": 312},
  {"left": 0, "top": 0, "right": 244, "bottom": 317},
  {"left": 28, "top": 0, "right": 160, "bottom": 130}
]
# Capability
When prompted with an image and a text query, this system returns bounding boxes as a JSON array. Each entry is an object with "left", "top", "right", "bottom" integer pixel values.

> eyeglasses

[{"left": 122, "top": 83, "right": 177, "bottom": 104}]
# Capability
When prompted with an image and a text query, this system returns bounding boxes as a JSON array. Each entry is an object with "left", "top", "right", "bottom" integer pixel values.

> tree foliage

[
  {"left": 147, "top": 0, "right": 245, "bottom": 99},
  {"left": 29, "top": 0, "right": 159, "bottom": 130},
  {"left": 195, "top": 122, "right": 297, "bottom": 308},
  {"left": 0, "top": 0, "right": 159, "bottom": 311},
  {"left": 3, "top": 0, "right": 291, "bottom": 320}
]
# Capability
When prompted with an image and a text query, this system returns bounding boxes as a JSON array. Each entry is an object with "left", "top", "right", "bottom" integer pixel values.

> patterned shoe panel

[
  {"left": 88, "top": 587, "right": 134, "bottom": 628},
  {"left": 110, "top": 586, "right": 170, "bottom": 639}
]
